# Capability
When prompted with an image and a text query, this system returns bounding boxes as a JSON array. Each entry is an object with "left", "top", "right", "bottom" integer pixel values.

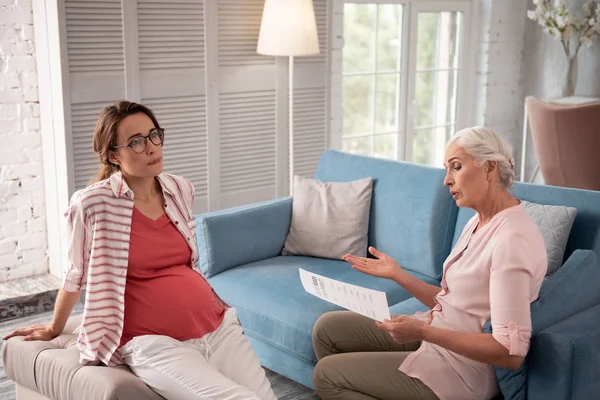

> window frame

[{"left": 337, "top": 0, "right": 477, "bottom": 163}]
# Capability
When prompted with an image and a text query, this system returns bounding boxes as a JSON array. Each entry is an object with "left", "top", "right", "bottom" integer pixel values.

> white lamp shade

[{"left": 257, "top": 0, "right": 320, "bottom": 57}]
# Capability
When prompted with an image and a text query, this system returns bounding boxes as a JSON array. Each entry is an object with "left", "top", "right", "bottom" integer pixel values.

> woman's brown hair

[{"left": 91, "top": 101, "right": 161, "bottom": 184}]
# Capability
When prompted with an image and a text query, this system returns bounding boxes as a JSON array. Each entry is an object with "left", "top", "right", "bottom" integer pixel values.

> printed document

[{"left": 299, "top": 268, "right": 391, "bottom": 322}]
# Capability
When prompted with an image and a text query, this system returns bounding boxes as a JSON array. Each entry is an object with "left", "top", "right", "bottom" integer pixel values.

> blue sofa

[{"left": 195, "top": 150, "right": 600, "bottom": 399}]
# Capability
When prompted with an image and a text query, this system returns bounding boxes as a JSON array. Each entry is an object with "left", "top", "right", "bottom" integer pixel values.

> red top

[{"left": 119, "top": 207, "right": 226, "bottom": 348}]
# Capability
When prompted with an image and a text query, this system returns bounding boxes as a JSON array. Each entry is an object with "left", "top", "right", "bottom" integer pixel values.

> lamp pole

[{"left": 289, "top": 55, "right": 294, "bottom": 196}]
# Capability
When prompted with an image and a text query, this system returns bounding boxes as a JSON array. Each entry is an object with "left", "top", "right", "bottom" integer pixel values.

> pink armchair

[{"left": 526, "top": 96, "right": 600, "bottom": 191}]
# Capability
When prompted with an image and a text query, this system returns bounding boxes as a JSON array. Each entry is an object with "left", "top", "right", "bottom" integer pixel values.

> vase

[{"left": 562, "top": 55, "right": 578, "bottom": 97}]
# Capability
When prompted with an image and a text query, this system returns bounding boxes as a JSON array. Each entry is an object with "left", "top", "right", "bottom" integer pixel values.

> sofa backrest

[
  {"left": 315, "top": 150, "right": 458, "bottom": 281},
  {"left": 452, "top": 182, "right": 600, "bottom": 262}
]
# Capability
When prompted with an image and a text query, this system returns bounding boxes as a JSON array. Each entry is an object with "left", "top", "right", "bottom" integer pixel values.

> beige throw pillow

[{"left": 282, "top": 175, "right": 373, "bottom": 259}]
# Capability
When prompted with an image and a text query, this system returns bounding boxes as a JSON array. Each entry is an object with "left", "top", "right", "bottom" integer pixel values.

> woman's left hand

[{"left": 376, "top": 315, "right": 428, "bottom": 344}]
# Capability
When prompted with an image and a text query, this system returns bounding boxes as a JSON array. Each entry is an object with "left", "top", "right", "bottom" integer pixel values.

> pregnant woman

[{"left": 4, "top": 101, "right": 277, "bottom": 400}]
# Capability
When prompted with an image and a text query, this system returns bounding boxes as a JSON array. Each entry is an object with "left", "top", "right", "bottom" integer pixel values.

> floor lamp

[{"left": 257, "top": 0, "right": 320, "bottom": 196}]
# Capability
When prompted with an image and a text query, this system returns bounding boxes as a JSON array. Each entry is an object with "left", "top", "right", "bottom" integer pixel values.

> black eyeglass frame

[{"left": 112, "top": 128, "right": 165, "bottom": 154}]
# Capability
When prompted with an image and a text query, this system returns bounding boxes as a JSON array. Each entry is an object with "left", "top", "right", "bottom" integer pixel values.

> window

[{"left": 340, "top": 1, "right": 473, "bottom": 166}]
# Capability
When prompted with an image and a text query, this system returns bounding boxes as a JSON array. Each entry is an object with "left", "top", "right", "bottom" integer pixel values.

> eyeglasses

[{"left": 112, "top": 128, "right": 164, "bottom": 154}]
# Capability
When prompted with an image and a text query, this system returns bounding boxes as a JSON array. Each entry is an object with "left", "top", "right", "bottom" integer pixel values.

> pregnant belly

[{"left": 120, "top": 265, "right": 226, "bottom": 346}]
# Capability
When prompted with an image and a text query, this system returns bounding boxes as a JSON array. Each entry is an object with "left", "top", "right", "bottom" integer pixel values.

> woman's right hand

[
  {"left": 342, "top": 246, "right": 404, "bottom": 280},
  {"left": 2, "top": 323, "right": 58, "bottom": 342}
]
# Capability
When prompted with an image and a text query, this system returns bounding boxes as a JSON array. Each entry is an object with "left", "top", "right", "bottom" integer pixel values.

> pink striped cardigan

[{"left": 62, "top": 171, "right": 201, "bottom": 366}]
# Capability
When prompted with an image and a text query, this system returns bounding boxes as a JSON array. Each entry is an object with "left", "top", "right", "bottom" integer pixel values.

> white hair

[{"left": 447, "top": 126, "right": 516, "bottom": 188}]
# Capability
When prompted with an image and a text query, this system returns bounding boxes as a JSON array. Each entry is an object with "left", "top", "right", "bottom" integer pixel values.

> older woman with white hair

[{"left": 312, "top": 126, "right": 548, "bottom": 400}]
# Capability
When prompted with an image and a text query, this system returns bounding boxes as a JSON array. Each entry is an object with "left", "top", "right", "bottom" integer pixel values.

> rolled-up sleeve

[
  {"left": 62, "top": 192, "right": 90, "bottom": 292},
  {"left": 489, "top": 233, "right": 534, "bottom": 357}
]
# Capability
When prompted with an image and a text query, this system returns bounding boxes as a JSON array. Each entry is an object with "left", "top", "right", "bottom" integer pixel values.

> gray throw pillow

[
  {"left": 282, "top": 175, "right": 373, "bottom": 259},
  {"left": 522, "top": 200, "right": 577, "bottom": 276}
]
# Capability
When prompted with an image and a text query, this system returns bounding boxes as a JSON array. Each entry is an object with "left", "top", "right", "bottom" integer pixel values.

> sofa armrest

[
  {"left": 527, "top": 304, "right": 600, "bottom": 400},
  {"left": 195, "top": 197, "right": 293, "bottom": 277}
]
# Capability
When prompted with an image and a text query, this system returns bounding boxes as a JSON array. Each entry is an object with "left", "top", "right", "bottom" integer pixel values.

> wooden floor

[{"left": 0, "top": 307, "right": 319, "bottom": 400}]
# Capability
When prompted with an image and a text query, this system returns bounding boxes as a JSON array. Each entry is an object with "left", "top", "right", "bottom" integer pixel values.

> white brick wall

[
  {"left": 476, "top": 0, "right": 528, "bottom": 164},
  {"left": 328, "top": 0, "right": 343, "bottom": 150},
  {"left": 0, "top": 0, "right": 48, "bottom": 282}
]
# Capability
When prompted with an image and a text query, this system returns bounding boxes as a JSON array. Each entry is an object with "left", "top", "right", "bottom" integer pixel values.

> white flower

[
  {"left": 553, "top": 29, "right": 562, "bottom": 39},
  {"left": 528, "top": 0, "right": 600, "bottom": 51},
  {"left": 583, "top": 2, "right": 591, "bottom": 15}
]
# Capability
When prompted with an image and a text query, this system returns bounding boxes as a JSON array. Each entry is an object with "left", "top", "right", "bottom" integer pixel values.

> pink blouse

[{"left": 400, "top": 203, "right": 548, "bottom": 400}]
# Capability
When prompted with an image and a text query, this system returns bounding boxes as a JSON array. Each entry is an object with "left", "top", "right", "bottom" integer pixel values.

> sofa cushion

[
  {"left": 527, "top": 304, "right": 600, "bottom": 400},
  {"left": 315, "top": 150, "right": 458, "bottom": 281},
  {"left": 282, "top": 175, "right": 373, "bottom": 259},
  {"left": 483, "top": 250, "right": 600, "bottom": 400},
  {"left": 208, "top": 255, "right": 440, "bottom": 364},
  {"left": 2, "top": 317, "right": 163, "bottom": 400}
]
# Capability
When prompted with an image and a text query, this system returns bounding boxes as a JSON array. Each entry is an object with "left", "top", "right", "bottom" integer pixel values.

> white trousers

[{"left": 119, "top": 308, "right": 277, "bottom": 400}]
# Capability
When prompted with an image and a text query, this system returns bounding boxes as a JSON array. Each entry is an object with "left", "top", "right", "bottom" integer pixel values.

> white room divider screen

[{"left": 61, "top": 0, "right": 329, "bottom": 214}]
